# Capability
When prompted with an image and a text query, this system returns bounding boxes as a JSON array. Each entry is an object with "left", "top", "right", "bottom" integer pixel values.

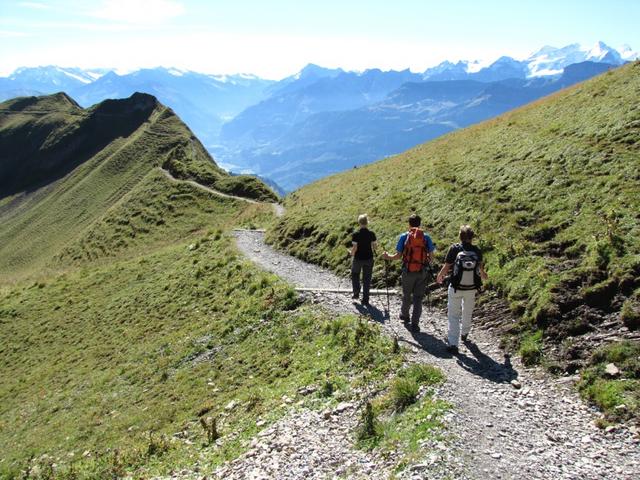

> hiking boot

[
  {"left": 362, "top": 299, "right": 370, "bottom": 307},
  {"left": 410, "top": 323, "right": 420, "bottom": 333},
  {"left": 352, "top": 293, "right": 359, "bottom": 300},
  {"left": 446, "top": 345, "right": 459, "bottom": 355},
  {"left": 399, "top": 315, "right": 410, "bottom": 325},
  {"left": 461, "top": 334, "right": 469, "bottom": 342}
]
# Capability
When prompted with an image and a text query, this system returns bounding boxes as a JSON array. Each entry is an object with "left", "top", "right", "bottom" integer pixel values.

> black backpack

[{"left": 450, "top": 244, "right": 482, "bottom": 291}]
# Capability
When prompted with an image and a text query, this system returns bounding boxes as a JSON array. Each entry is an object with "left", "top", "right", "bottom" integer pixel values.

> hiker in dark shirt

[
  {"left": 436, "top": 225, "right": 488, "bottom": 354},
  {"left": 350, "top": 214, "right": 377, "bottom": 306},
  {"left": 382, "top": 214, "right": 435, "bottom": 332}
]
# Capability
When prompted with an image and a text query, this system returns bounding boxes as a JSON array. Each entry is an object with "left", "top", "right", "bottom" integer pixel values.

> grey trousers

[
  {"left": 351, "top": 258, "right": 374, "bottom": 301},
  {"left": 401, "top": 270, "right": 428, "bottom": 324}
]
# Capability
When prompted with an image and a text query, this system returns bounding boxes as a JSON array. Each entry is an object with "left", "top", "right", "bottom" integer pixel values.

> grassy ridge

[
  {"left": 55, "top": 169, "right": 266, "bottom": 265},
  {"left": 268, "top": 63, "right": 640, "bottom": 414},
  {"left": 0, "top": 179, "right": 402, "bottom": 477},
  {"left": 0, "top": 93, "right": 275, "bottom": 281}
]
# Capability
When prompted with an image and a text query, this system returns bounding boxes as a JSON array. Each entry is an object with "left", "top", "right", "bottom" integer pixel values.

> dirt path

[
  {"left": 230, "top": 230, "right": 640, "bottom": 480},
  {"left": 159, "top": 168, "right": 284, "bottom": 216}
]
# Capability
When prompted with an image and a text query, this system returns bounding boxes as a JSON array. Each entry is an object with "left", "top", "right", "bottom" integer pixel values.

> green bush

[
  {"left": 356, "top": 401, "right": 380, "bottom": 446},
  {"left": 578, "top": 341, "right": 640, "bottom": 421},
  {"left": 399, "top": 364, "right": 445, "bottom": 386},
  {"left": 620, "top": 299, "right": 640, "bottom": 330},
  {"left": 391, "top": 378, "right": 419, "bottom": 411},
  {"left": 519, "top": 330, "right": 543, "bottom": 366}
]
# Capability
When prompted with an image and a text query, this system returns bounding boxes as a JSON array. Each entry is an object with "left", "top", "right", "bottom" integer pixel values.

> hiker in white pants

[
  {"left": 446, "top": 288, "right": 476, "bottom": 348},
  {"left": 436, "top": 225, "right": 488, "bottom": 354}
]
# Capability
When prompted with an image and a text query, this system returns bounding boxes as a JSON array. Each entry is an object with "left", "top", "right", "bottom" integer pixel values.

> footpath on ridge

[
  {"left": 218, "top": 229, "right": 640, "bottom": 480},
  {"left": 158, "top": 167, "right": 284, "bottom": 216}
]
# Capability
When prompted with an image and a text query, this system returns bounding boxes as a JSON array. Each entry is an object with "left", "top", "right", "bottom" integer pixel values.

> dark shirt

[
  {"left": 444, "top": 242, "right": 483, "bottom": 265},
  {"left": 352, "top": 228, "right": 377, "bottom": 260}
]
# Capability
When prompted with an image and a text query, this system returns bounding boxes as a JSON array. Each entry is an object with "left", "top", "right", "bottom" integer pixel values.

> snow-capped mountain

[
  {"left": 424, "top": 41, "right": 634, "bottom": 81},
  {"left": 8, "top": 66, "right": 108, "bottom": 90},
  {"left": 619, "top": 44, "right": 640, "bottom": 61},
  {"left": 423, "top": 61, "right": 472, "bottom": 81},
  {"left": 215, "top": 59, "right": 617, "bottom": 191},
  {"left": 526, "top": 41, "right": 625, "bottom": 77}
]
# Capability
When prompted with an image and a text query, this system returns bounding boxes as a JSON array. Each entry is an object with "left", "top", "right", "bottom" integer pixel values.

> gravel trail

[{"left": 216, "top": 230, "right": 640, "bottom": 480}]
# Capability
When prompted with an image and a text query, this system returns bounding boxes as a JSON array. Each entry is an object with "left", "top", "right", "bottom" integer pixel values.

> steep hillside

[
  {"left": 0, "top": 93, "right": 403, "bottom": 478},
  {"left": 269, "top": 62, "right": 640, "bottom": 378},
  {"left": 0, "top": 92, "right": 276, "bottom": 280}
]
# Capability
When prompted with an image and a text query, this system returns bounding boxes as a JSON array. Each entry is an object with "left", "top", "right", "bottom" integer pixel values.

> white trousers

[{"left": 447, "top": 286, "right": 476, "bottom": 346}]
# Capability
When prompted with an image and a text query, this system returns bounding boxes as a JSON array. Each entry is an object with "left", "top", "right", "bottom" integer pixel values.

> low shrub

[
  {"left": 391, "top": 378, "right": 419, "bottom": 411},
  {"left": 519, "top": 330, "right": 543, "bottom": 366},
  {"left": 399, "top": 364, "right": 445, "bottom": 386}
]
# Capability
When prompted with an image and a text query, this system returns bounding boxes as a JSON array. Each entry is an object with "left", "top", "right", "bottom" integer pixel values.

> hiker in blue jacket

[
  {"left": 382, "top": 214, "right": 435, "bottom": 332},
  {"left": 436, "top": 225, "right": 488, "bottom": 354}
]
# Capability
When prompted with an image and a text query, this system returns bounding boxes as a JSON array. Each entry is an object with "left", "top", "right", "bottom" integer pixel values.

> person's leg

[
  {"left": 460, "top": 289, "right": 476, "bottom": 337},
  {"left": 410, "top": 270, "right": 428, "bottom": 326},
  {"left": 351, "top": 259, "right": 362, "bottom": 299},
  {"left": 400, "top": 271, "right": 412, "bottom": 321},
  {"left": 447, "top": 287, "right": 463, "bottom": 346},
  {"left": 362, "top": 259, "right": 374, "bottom": 303}
]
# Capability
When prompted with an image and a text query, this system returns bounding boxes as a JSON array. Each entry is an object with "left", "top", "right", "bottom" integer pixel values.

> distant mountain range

[
  {"left": 216, "top": 42, "right": 636, "bottom": 190},
  {"left": 422, "top": 41, "right": 637, "bottom": 80},
  {"left": 0, "top": 66, "right": 274, "bottom": 147},
  {"left": 1, "top": 41, "right": 637, "bottom": 191}
]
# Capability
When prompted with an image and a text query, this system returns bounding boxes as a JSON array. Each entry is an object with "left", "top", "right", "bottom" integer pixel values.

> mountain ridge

[{"left": 0, "top": 91, "right": 276, "bottom": 280}]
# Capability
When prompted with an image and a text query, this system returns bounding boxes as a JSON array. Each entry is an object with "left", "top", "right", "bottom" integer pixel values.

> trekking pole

[
  {"left": 339, "top": 249, "right": 350, "bottom": 292},
  {"left": 383, "top": 259, "right": 391, "bottom": 317},
  {"left": 426, "top": 264, "right": 433, "bottom": 312}
]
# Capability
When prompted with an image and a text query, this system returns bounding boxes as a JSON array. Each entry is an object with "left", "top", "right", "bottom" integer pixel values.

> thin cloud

[
  {"left": 88, "top": 0, "right": 185, "bottom": 24},
  {"left": 0, "top": 30, "right": 30, "bottom": 38},
  {"left": 18, "top": 1, "right": 51, "bottom": 9}
]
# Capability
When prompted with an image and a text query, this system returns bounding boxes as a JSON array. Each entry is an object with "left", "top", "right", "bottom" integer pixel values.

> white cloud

[
  {"left": 0, "top": 30, "right": 30, "bottom": 38},
  {"left": 18, "top": 2, "right": 51, "bottom": 9},
  {"left": 0, "top": 29, "right": 518, "bottom": 80},
  {"left": 89, "top": 0, "right": 185, "bottom": 24}
]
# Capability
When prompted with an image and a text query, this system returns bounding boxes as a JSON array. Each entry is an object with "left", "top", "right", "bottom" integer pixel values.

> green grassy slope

[
  {"left": 0, "top": 92, "right": 276, "bottom": 281},
  {"left": 0, "top": 93, "right": 434, "bottom": 478},
  {"left": 0, "top": 184, "right": 401, "bottom": 477},
  {"left": 269, "top": 63, "right": 640, "bottom": 414}
]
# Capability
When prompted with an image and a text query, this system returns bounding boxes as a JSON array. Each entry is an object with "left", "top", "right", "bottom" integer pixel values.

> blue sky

[{"left": 1, "top": 0, "right": 639, "bottom": 78}]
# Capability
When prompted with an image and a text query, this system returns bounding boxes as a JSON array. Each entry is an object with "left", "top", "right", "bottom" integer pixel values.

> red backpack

[{"left": 402, "top": 228, "right": 429, "bottom": 272}]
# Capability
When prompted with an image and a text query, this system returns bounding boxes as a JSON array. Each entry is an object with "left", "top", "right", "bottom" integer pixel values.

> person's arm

[
  {"left": 383, "top": 234, "right": 404, "bottom": 260},
  {"left": 479, "top": 262, "right": 488, "bottom": 281},
  {"left": 436, "top": 263, "right": 452, "bottom": 284},
  {"left": 372, "top": 241, "right": 378, "bottom": 256},
  {"left": 350, "top": 242, "right": 358, "bottom": 257},
  {"left": 383, "top": 250, "right": 401, "bottom": 260},
  {"left": 425, "top": 235, "right": 435, "bottom": 263}
]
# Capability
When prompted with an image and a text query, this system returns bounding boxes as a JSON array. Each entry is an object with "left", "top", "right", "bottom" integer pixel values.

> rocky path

[{"left": 223, "top": 230, "right": 640, "bottom": 480}]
